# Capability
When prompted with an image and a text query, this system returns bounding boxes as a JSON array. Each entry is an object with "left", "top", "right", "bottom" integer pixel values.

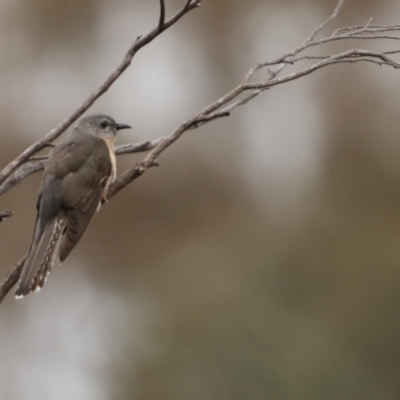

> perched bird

[{"left": 15, "top": 114, "right": 131, "bottom": 298}]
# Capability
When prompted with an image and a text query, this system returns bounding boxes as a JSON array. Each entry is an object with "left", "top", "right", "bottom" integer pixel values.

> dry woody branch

[{"left": 1, "top": 0, "right": 400, "bottom": 302}]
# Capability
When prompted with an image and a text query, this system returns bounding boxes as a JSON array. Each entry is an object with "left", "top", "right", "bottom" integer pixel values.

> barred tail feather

[{"left": 15, "top": 215, "right": 66, "bottom": 298}]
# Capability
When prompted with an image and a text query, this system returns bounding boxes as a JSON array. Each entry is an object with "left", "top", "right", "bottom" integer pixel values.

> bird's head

[{"left": 76, "top": 114, "right": 131, "bottom": 143}]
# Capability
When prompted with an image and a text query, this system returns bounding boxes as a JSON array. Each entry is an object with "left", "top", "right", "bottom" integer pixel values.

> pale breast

[
  {"left": 97, "top": 139, "right": 116, "bottom": 212},
  {"left": 103, "top": 138, "right": 117, "bottom": 189}
]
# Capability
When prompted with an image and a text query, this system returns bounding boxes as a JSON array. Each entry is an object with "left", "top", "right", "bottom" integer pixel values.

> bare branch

[
  {"left": 4, "top": 1, "right": 400, "bottom": 302},
  {"left": 245, "top": 50, "right": 400, "bottom": 91},
  {"left": 28, "top": 155, "right": 49, "bottom": 161},
  {"left": 0, "top": 0, "right": 201, "bottom": 189},
  {"left": 0, "top": 138, "right": 167, "bottom": 196},
  {"left": 219, "top": 90, "right": 265, "bottom": 114},
  {"left": 103, "top": 2, "right": 400, "bottom": 209},
  {"left": 0, "top": 211, "right": 12, "bottom": 222},
  {"left": 158, "top": 0, "right": 166, "bottom": 33},
  {"left": 0, "top": 160, "right": 46, "bottom": 197},
  {"left": 0, "top": 255, "right": 26, "bottom": 304},
  {"left": 332, "top": 24, "right": 400, "bottom": 36},
  {"left": 115, "top": 137, "right": 167, "bottom": 155},
  {"left": 307, "top": 0, "right": 344, "bottom": 42}
]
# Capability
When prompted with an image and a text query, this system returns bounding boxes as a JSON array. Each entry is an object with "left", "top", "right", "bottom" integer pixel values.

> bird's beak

[{"left": 116, "top": 123, "right": 131, "bottom": 130}]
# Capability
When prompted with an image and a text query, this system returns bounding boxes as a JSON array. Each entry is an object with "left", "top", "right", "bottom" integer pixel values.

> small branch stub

[
  {"left": 2, "top": 0, "right": 400, "bottom": 303},
  {"left": 0, "top": 211, "right": 12, "bottom": 222}
]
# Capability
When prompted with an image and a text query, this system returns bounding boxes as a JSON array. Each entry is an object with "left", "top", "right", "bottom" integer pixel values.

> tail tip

[
  {"left": 15, "top": 283, "right": 42, "bottom": 299},
  {"left": 15, "top": 289, "right": 25, "bottom": 300}
]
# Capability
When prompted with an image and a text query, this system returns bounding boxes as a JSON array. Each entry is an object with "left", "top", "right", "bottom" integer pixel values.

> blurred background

[{"left": 1, "top": 0, "right": 400, "bottom": 399}]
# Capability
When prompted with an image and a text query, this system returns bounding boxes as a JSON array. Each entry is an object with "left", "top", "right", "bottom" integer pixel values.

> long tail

[{"left": 15, "top": 214, "right": 66, "bottom": 298}]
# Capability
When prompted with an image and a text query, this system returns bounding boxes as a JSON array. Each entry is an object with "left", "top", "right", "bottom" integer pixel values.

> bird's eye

[{"left": 100, "top": 120, "right": 108, "bottom": 128}]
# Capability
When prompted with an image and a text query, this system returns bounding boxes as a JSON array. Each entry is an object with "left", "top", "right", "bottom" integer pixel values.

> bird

[{"left": 15, "top": 114, "right": 131, "bottom": 298}]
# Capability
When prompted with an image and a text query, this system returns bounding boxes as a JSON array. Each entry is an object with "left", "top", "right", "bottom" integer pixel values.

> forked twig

[
  {"left": 2, "top": 0, "right": 400, "bottom": 302},
  {"left": 0, "top": 0, "right": 201, "bottom": 190}
]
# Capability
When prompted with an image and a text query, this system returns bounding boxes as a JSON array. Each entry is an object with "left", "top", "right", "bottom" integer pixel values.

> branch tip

[
  {"left": 158, "top": 0, "right": 166, "bottom": 33},
  {"left": 0, "top": 210, "right": 13, "bottom": 222},
  {"left": 3, "top": 0, "right": 400, "bottom": 304}
]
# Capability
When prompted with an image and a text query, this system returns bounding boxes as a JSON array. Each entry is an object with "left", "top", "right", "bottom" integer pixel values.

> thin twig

[
  {"left": 158, "top": 0, "right": 166, "bottom": 33},
  {"left": 0, "top": 255, "right": 26, "bottom": 304},
  {"left": 0, "top": 161, "right": 47, "bottom": 197},
  {"left": 0, "top": 1, "right": 202, "bottom": 302},
  {"left": 307, "top": 0, "right": 344, "bottom": 42},
  {"left": 0, "top": 0, "right": 201, "bottom": 189},
  {"left": 0, "top": 138, "right": 167, "bottom": 196},
  {"left": 0, "top": 211, "right": 12, "bottom": 222},
  {"left": 115, "top": 137, "right": 167, "bottom": 155},
  {"left": 4, "top": 0, "right": 400, "bottom": 302},
  {"left": 102, "top": 1, "right": 400, "bottom": 206},
  {"left": 219, "top": 90, "right": 264, "bottom": 114}
]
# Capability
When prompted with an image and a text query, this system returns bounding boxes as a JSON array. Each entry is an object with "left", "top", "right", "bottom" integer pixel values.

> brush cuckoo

[{"left": 15, "top": 114, "right": 131, "bottom": 298}]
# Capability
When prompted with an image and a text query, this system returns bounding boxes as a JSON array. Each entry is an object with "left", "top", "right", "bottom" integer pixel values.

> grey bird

[{"left": 15, "top": 114, "right": 131, "bottom": 298}]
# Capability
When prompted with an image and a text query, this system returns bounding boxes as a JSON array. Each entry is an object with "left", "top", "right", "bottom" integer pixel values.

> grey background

[{"left": 1, "top": 0, "right": 400, "bottom": 399}]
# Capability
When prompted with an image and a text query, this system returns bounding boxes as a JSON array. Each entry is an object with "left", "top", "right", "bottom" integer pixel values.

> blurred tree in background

[{"left": 1, "top": 0, "right": 400, "bottom": 399}]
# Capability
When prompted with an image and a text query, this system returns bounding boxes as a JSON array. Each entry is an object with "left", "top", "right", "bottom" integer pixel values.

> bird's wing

[
  {"left": 58, "top": 185, "right": 104, "bottom": 262},
  {"left": 53, "top": 136, "right": 112, "bottom": 261},
  {"left": 15, "top": 133, "right": 113, "bottom": 298}
]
